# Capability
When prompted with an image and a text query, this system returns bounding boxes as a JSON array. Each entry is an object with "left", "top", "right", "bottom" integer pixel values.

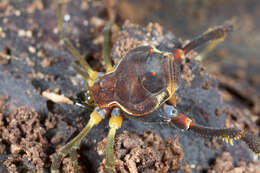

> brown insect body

[{"left": 91, "top": 46, "right": 180, "bottom": 116}]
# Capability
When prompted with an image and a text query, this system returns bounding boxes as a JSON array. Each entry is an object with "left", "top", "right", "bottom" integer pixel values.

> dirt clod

[
  {"left": 0, "top": 107, "right": 48, "bottom": 173},
  {"left": 97, "top": 131, "right": 183, "bottom": 173},
  {"left": 208, "top": 152, "right": 260, "bottom": 173}
]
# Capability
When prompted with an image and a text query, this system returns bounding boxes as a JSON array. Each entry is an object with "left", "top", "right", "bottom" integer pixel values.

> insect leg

[
  {"left": 70, "top": 147, "right": 80, "bottom": 173},
  {"left": 64, "top": 38, "right": 98, "bottom": 83},
  {"left": 188, "top": 120, "right": 260, "bottom": 156},
  {"left": 51, "top": 108, "right": 106, "bottom": 173},
  {"left": 57, "top": 0, "right": 63, "bottom": 34},
  {"left": 102, "top": 21, "right": 114, "bottom": 73},
  {"left": 106, "top": 108, "right": 123, "bottom": 173},
  {"left": 170, "top": 112, "right": 260, "bottom": 156},
  {"left": 56, "top": 0, "right": 98, "bottom": 86},
  {"left": 182, "top": 22, "right": 234, "bottom": 58},
  {"left": 72, "top": 61, "right": 95, "bottom": 87}
]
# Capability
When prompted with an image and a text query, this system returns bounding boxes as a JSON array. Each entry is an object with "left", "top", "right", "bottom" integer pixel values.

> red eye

[{"left": 151, "top": 72, "right": 156, "bottom": 76}]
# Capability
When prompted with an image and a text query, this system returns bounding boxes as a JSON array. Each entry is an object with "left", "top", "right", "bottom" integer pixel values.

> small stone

[
  {"left": 10, "top": 144, "right": 22, "bottom": 155},
  {"left": 14, "top": 10, "right": 21, "bottom": 16},
  {"left": 18, "top": 30, "right": 26, "bottom": 37},
  {"left": 26, "top": 30, "right": 32, "bottom": 38},
  {"left": 28, "top": 46, "right": 36, "bottom": 54}
]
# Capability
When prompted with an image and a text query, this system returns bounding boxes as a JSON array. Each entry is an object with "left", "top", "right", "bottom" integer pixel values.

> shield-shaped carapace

[{"left": 91, "top": 46, "right": 180, "bottom": 116}]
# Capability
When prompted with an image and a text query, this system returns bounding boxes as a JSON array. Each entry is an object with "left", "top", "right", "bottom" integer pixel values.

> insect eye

[{"left": 142, "top": 71, "right": 164, "bottom": 93}]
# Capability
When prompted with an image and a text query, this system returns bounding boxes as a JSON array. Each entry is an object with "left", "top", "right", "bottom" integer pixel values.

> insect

[{"left": 49, "top": 3, "right": 260, "bottom": 173}]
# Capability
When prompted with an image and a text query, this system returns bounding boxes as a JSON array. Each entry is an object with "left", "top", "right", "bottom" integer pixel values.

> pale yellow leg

[
  {"left": 51, "top": 108, "right": 106, "bottom": 173},
  {"left": 200, "top": 27, "right": 227, "bottom": 60},
  {"left": 63, "top": 38, "right": 98, "bottom": 83},
  {"left": 105, "top": 108, "right": 123, "bottom": 173},
  {"left": 70, "top": 149, "right": 80, "bottom": 173},
  {"left": 57, "top": 0, "right": 63, "bottom": 33},
  {"left": 102, "top": 21, "right": 114, "bottom": 73},
  {"left": 56, "top": 0, "right": 98, "bottom": 87}
]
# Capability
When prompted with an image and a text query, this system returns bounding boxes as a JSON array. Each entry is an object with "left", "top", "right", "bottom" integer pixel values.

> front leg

[
  {"left": 105, "top": 108, "right": 123, "bottom": 173},
  {"left": 187, "top": 119, "right": 260, "bottom": 156},
  {"left": 51, "top": 107, "right": 106, "bottom": 173}
]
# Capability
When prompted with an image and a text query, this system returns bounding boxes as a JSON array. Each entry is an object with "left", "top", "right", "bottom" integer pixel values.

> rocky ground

[{"left": 0, "top": 0, "right": 259, "bottom": 173}]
